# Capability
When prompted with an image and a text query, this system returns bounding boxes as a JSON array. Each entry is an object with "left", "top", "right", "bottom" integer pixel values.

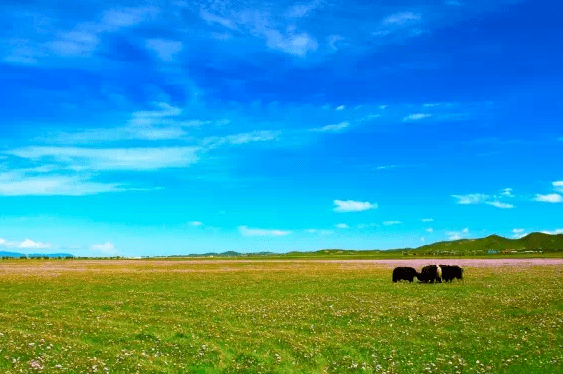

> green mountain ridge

[{"left": 411, "top": 232, "right": 563, "bottom": 253}]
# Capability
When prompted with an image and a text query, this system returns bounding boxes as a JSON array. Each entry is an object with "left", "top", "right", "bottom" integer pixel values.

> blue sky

[{"left": 1, "top": 0, "right": 562, "bottom": 256}]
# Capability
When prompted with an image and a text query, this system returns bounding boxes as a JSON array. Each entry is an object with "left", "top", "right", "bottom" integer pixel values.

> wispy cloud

[
  {"left": 200, "top": 7, "right": 318, "bottom": 56},
  {"left": 305, "top": 229, "right": 334, "bottom": 235},
  {"left": 357, "top": 223, "right": 379, "bottom": 229},
  {"left": 19, "top": 238, "right": 51, "bottom": 249},
  {"left": 376, "top": 165, "right": 400, "bottom": 170},
  {"left": 47, "top": 6, "right": 160, "bottom": 59},
  {"left": 553, "top": 181, "right": 563, "bottom": 193},
  {"left": 421, "top": 218, "right": 434, "bottom": 222},
  {"left": 500, "top": 188, "right": 515, "bottom": 197},
  {"left": 310, "top": 121, "right": 350, "bottom": 132},
  {"left": 146, "top": 39, "right": 183, "bottom": 62},
  {"left": 533, "top": 194, "right": 563, "bottom": 203},
  {"left": 452, "top": 194, "right": 489, "bottom": 205},
  {"left": 335, "top": 105, "right": 345, "bottom": 111},
  {"left": 426, "top": 228, "right": 434, "bottom": 233},
  {"left": 447, "top": 227, "right": 469, "bottom": 241},
  {"left": 188, "top": 221, "right": 203, "bottom": 226},
  {"left": 512, "top": 228, "right": 527, "bottom": 239},
  {"left": 286, "top": 1, "right": 322, "bottom": 18},
  {"left": 327, "top": 34, "right": 345, "bottom": 51},
  {"left": 541, "top": 229, "right": 563, "bottom": 235},
  {"left": 383, "top": 221, "right": 402, "bottom": 226},
  {"left": 333, "top": 199, "right": 377, "bottom": 212},
  {"left": 485, "top": 201, "right": 514, "bottom": 209},
  {"left": 92, "top": 242, "right": 117, "bottom": 255},
  {"left": 203, "top": 130, "right": 281, "bottom": 147},
  {"left": 382, "top": 12, "right": 422, "bottom": 26},
  {"left": 238, "top": 226, "right": 291, "bottom": 237},
  {"left": 403, "top": 113, "right": 431, "bottom": 122},
  {"left": 48, "top": 102, "right": 203, "bottom": 143},
  {"left": 335, "top": 223, "right": 349, "bottom": 229},
  {"left": 6, "top": 146, "right": 201, "bottom": 171},
  {"left": 0, "top": 170, "right": 124, "bottom": 196}
]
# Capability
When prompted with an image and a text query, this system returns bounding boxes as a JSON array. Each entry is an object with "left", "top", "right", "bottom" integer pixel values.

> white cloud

[
  {"left": 553, "top": 181, "right": 563, "bottom": 192},
  {"left": 335, "top": 105, "right": 345, "bottom": 111},
  {"left": 258, "top": 26, "right": 318, "bottom": 57},
  {"left": 92, "top": 242, "right": 117, "bottom": 255},
  {"left": 452, "top": 194, "right": 489, "bottom": 205},
  {"left": 48, "top": 6, "right": 160, "bottom": 57},
  {"left": 485, "top": 201, "right": 514, "bottom": 209},
  {"left": 421, "top": 237, "right": 425, "bottom": 242},
  {"left": 333, "top": 199, "right": 377, "bottom": 212},
  {"left": 421, "top": 218, "right": 434, "bottom": 222},
  {"left": 46, "top": 102, "right": 204, "bottom": 144},
  {"left": 426, "top": 228, "right": 434, "bottom": 233},
  {"left": 146, "top": 39, "right": 183, "bottom": 62},
  {"left": 286, "top": 1, "right": 321, "bottom": 18},
  {"left": 383, "top": 221, "right": 402, "bottom": 226},
  {"left": 311, "top": 121, "right": 350, "bottom": 132},
  {"left": 447, "top": 227, "right": 469, "bottom": 241},
  {"left": 327, "top": 34, "right": 344, "bottom": 51},
  {"left": 238, "top": 226, "right": 291, "bottom": 237},
  {"left": 357, "top": 223, "right": 378, "bottom": 229},
  {"left": 382, "top": 12, "right": 422, "bottom": 26},
  {"left": 200, "top": 9, "right": 239, "bottom": 30},
  {"left": 376, "top": 165, "right": 399, "bottom": 170},
  {"left": 6, "top": 146, "right": 201, "bottom": 171},
  {"left": 0, "top": 171, "right": 124, "bottom": 196},
  {"left": 533, "top": 193, "right": 563, "bottom": 203},
  {"left": 188, "top": 221, "right": 203, "bottom": 226},
  {"left": 500, "top": 188, "right": 514, "bottom": 197},
  {"left": 335, "top": 223, "right": 349, "bottom": 229},
  {"left": 541, "top": 229, "right": 563, "bottom": 235},
  {"left": 0, "top": 238, "right": 5, "bottom": 246},
  {"left": 403, "top": 113, "right": 431, "bottom": 122},
  {"left": 200, "top": 7, "right": 318, "bottom": 56},
  {"left": 204, "top": 130, "right": 281, "bottom": 147},
  {"left": 19, "top": 239, "right": 51, "bottom": 249},
  {"left": 101, "top": 7, "right": 160, "bottom": 30},
  {"left": 512, "top": 228, "right": 527, "bottom": 239},
  {"left": 305, "top": 229, "right": 334, "bottom": 235}
]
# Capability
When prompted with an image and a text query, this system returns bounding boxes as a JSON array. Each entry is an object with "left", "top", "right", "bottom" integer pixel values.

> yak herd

[{"left": 392, "top": 264, "right": 463, "bottom": 283}]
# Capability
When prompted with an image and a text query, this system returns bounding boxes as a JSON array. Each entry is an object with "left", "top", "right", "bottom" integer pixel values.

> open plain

[{"left": 1, "top": 259, "right": 562, "bottom": 373}]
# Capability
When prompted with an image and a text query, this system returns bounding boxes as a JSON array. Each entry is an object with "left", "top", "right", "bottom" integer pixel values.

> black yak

[
  {"left": 418, "top": 265, "right": 442, "bottom": 283},
  {"left": 392, "top": 266, "right": 418, "bottom": 282},
  {"left": 439, "top": 265, "right": 463, "bottom": 282}
]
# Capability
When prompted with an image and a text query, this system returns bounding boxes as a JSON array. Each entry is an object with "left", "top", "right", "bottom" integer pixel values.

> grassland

[{"left": 1, "top": 260, "right": 562, "bottom": 373}]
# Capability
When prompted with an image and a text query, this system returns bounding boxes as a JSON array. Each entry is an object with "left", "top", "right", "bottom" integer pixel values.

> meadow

[{"left": 0, "top": 259, "right": 562, "bottom": 374}]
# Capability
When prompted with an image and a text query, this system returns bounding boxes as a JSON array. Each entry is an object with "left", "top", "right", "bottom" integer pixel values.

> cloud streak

[
  {"left": 333, "top": 199, "right": 377, "bottom": 212},
  {"left": 238, "top": 226, "right": 291, "bottom": 237},
  {"left": 6, "top": 146, "right": 201, "bottom": 171},
  {"left": 533, "top": 194, "right": 563, "bottom": 203}
]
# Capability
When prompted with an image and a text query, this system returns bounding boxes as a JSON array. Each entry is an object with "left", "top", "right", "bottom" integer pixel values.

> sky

[{"left": 0, "top": 0, "right": 562, "bottom": 257}]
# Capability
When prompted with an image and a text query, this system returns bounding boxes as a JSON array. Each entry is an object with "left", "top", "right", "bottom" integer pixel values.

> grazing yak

[
  {"left": 392, "top": 266, "right": 418, "bottom": 282},
  {"left": 418, "top": 265, "right": 443, "bottom": 283},
  {"left": 439, "top": 265, "right": 464, "bottom": 282}
]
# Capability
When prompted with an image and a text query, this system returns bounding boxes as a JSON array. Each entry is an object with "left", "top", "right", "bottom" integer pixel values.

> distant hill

[
  {"left": 412, "top": 232, "right": 563, "bottom": 253},
  {"left": 0, "top": 251, "right": 74, "bottom": 258}
]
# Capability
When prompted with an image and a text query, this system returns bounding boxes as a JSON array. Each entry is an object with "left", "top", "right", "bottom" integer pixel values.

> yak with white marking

[
  {"left": 418, "top": 265, "right": 443, "bottom": 283},
  {"left": 438, "top": 265, "right": 463, "bottom": 282},
  {"left": 392, "top": 266, "right": 418, "bottom": 282}
]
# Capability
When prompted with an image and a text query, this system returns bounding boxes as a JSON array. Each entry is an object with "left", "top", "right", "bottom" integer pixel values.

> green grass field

[{"left": 1, "top": 260, "right": 562, "bottom": 373}]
